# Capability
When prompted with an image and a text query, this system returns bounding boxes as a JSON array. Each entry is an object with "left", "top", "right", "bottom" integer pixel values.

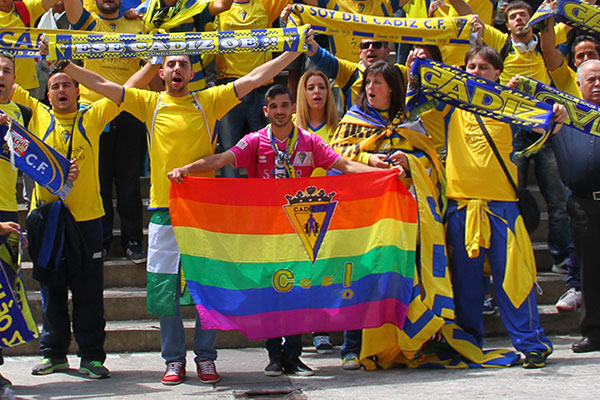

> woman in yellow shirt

[{"left": 295, "top": 70, "right": 339, "bottom": 144}]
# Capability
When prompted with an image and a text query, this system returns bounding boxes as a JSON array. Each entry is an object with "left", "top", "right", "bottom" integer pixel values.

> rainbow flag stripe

[{"left": 170, "top": 170, "right": 417, "bottom": 340}]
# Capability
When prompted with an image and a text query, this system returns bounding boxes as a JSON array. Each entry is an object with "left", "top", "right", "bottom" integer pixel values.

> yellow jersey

[
  {"left": 0, "top": 0, "right": 46, "bottom": 89},
  {"left": 12, "top": 86, "right": 121, "bottom": 221},
  {"left": 445, "top": 108, "right": 517, "bottom": 201},
  {"left": 483, "top": 24, "right": 568, "bottom": 85},
  {"left": 429, "top": 0, "right": 494, "bottom": 66},
  {"left": 215, "top": 0, "right": 291, "bottom": 79},
  {"left": 120, "top": 84, "right": 240, "bottom": 208},
  {"left": 71, "top": 9, "right": 146, "bottom": 104}
]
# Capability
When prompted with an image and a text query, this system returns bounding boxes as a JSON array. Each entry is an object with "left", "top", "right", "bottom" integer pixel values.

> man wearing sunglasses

[{"left": 306, "top": 36, "right": 406, "bottom": 112}]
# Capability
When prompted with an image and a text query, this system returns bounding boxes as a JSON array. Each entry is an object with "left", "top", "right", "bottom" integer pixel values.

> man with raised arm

[{"left": 58, "top": 49, "right": 304, "bottom": 385}]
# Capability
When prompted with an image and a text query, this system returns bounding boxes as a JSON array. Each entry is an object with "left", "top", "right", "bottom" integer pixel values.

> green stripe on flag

[{"left": 180, "top": 245, "right": 415, "bottom": 290}]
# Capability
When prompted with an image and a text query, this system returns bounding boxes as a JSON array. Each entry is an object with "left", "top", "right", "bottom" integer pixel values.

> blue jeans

[
  {"left": 216, "top": 83, "right": 269, "bottom": 177},
  {"left": 514, "top": 132, "right": 572, "bottom": 262},
  {"left": 159, "top": 271, "right": 216, "bottom": 364},
  {"left": 341, "top": 330, "right": 362, "bottom": 359}
]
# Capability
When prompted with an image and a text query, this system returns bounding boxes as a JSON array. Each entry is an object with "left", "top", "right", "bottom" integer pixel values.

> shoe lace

[
  {"left": 165, "top": 362, "right": 184, "bottom": 376},
  {"left": 89, "top": 361, "right": 103, "bottom": 368},
  {"left": 198, "top": 361, "right": 216, "bottom": 375}
]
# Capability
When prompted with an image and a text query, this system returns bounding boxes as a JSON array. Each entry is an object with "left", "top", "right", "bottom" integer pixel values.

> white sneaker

[
  {"left": 555, "top": 287, "right": 582, "bottom": 311},
  {"left": 551, "top": 257, "right": 569, "bottom": 274}
]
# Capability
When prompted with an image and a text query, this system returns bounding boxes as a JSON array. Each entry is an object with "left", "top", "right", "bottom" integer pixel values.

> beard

[{"left": 97, "top": 0, "right": 121, "bottom": 14}]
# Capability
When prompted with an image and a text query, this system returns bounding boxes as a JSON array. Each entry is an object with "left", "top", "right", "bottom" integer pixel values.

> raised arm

[
  {"left": 61, "top": 61, "right": 125, "bottom": 104},
  {"left": 539, "top": 16, "right": 563, "bottom": 72},
  {"left": 233, "top": 51, "right": 301, "bottom": 98},
  {"left": 168, "top": 152, "right": 236, "bottom": 183},
  {"left": 448, "top": 0, "right": 474, "bottom": 15},
  {"left": 125, "top": 62, "right": 161, "bottom": 89},
  {"left": 63, "top": 0, "right": 84, "bottom": 25}
]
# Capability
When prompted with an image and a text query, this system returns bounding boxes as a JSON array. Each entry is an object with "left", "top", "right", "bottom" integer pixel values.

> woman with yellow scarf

[{"left": 330, "top": 60, "right": 519, "bottom": 370}]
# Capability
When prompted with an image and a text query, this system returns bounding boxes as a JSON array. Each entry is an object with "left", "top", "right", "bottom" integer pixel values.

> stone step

[
  {"left": 21, "top": 258, "right": 146, "bottom": 290},
  {"left": 3, "top": 305, "right": 580, "bottom": 356},
  {"left": 25, "top": 287, "right": 197, "bottom": 322}
]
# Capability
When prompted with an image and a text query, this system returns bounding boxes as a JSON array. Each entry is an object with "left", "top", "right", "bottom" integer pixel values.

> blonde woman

[{"left": 295, "top": 70, "right": 339, "bottom": 144}]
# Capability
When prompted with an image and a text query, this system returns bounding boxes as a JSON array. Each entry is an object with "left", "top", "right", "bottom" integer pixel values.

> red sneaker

[
  {"left": 161, "top": 361, "right": 185, "bottom": 385},
  {"left": 196, "top": 359, "right": 221, "bottom": 384}
]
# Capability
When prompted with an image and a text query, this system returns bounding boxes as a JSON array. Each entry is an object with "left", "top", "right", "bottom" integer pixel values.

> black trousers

[
  {"left": 99, "top": 111, "right": 146, "bottom": 251},
  {"left": 0, "top": 211, "right": 18, "bottom": 367},
  {"left": 39, "top": 218, "right": 106, "bottom": 362},
  {"left": 567, "top": 194, "right": 600, "bottom": 342},
  {"left": 265, "top": 335, "right": 302, "bottom": 360}
]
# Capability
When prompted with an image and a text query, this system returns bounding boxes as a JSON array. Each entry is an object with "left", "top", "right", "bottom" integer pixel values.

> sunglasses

[{"left": 360, "top": 41, "right": 386, "bottom": 50}]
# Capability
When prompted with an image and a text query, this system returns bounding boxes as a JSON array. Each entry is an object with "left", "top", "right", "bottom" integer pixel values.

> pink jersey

[{"left": 229, "top": 125, "right": 341, "bottom": 179}]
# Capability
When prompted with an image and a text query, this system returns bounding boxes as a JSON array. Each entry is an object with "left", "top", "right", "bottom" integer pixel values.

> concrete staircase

[{"left": 4, "top": 173, "right": 579, "bottom": 357}]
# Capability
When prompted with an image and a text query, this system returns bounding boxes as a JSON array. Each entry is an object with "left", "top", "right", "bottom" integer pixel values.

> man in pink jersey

[{"left": 168, "top": 84, "right": 390, "bottom": 376}]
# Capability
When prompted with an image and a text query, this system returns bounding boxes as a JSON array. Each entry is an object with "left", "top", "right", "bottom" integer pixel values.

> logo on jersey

[{"left": 283, "top": 186, "right": 337, "bottom": 263}]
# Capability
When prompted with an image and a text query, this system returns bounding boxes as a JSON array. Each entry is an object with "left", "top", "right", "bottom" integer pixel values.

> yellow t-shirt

[
  {"left": 83, "top": 0, "right": 101, "bottom": 14},
  {"left": 215, "top": 0, "right": 291, "bottom": 79},
  {"left": 445, "top": 108, "right": 517, "bottom": 201},
  {"left": 0, "top": 102, "right": 25, "bottom": 212},
  {"left": 550, "top": 59, "right": 581, "bottom": 97},
  {"left": 420, "top": 103, "right": 450, "bottom": 152},
  {"left": 120, "top": 84, "right": 241, "bottom": 208},
  {"left": 12, "top": 86, "right": 121, "bottom": 221},
  {"left": 304, "top": 122, "right": 335, "bottom": 177},
  {"left": 71, "top": 9, "right": 146, "bottom": 104},
  {"left": 429, "top": 0, "right": 494, "bottom": 66},
  {"left": 317, "top": 0, "right": 402, "bottom": 63},
  {"left": 483, "top": 24, "right": 568, "bottom": 85},
  {"left": 0, "top": 0, "right": 46, "bottom": 89}
]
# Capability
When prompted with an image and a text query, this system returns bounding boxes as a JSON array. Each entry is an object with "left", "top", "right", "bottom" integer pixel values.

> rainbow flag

[{"left": 170, "top": 171, "right": 417, "bottom": 340}]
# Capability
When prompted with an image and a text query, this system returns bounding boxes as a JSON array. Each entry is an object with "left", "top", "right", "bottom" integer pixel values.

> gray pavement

[{"left": 2, "top": 335, "right": 600, "bottom": 399}]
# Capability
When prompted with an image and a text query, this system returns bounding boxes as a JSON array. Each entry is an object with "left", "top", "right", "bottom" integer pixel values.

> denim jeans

[
  {"left": 341, "top": 330, "right": 362, "bottom": 358},
  {"left": 216, "top": 83, "right": 269, "bottom": 177},
  {"left": 159, "top": 271, "right": 216, "bottom": 364},
  {"left": 514, "top": 132, "right": 572, "bottom": 261}
]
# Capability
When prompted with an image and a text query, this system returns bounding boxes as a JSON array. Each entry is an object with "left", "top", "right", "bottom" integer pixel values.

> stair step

[
  {"left": 21, "top": 258, "right": 147, "bottom": 290},
  {"left": 3, "top": 305, "right": 579, "bottom": 356}
]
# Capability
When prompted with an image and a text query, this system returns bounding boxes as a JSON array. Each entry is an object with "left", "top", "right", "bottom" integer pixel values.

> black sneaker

[
  {"left": 31, "top": 357, "right": 69, "bottom": 375},
  {"left": 283, "top": 357, "right": 314, "bottom": 376},
  {"left": 79, "top": 360, "right": 110, "bottom": 379},
  {"left": 0, "top": 373, "right": 11, "bottom": 389},
  {"left": 523, "top": 352, "right": 547, "bottom": 369},
  {"left": 264, "top": 358, "right": 283, "bottom": 376},
  {"left": 126, "top": 241, "right": 146, "bottom": 264}
]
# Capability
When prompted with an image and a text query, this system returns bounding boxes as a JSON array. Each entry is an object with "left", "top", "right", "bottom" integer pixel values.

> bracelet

[{"left": 54, "top": 60, "right": 70, "bottom": 72}]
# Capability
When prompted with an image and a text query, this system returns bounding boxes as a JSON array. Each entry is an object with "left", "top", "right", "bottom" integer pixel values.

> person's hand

[
  {"left": 38, "top": 35, "right": 49, "bottom": 57},
  {"left": 471, "top": 15, "right": 484, "bottom": 44},
  {"left": 406, "top": 47, "right": 428, "bottom": 68},
  {"left": 280, "top": 4, "right": 293, "bottom": 24},
  {"left": 506, "top": 74, "right": 520, "bottom": 90},
  {"left": 0, "top": 221, "right": 20, "bottom": 236},
  {"left": 305, "top": 28, "right": 318, "bottom": 57},
  {"left": 168, "top": 167, "right": 188, "bottom": 183},
  {"left": 369, "top": 154, "right": 392, "bottom": 168},
  {"left": 124, "top": 8, "right": 141, "bottom": 20},
  {"left": 388, "top": 150, "right": 409, "bottom": 170},
  {"left": 551, "top": 103, "right": 568, "bottom": 134},
  {"left": 391, "top": 164, "right": 406, "bottom": 179},
  {"left": 0, "top": 113, "right": 10, "bottom": 125},
  {"left": 67, "top": 160, "right": 80, "bottom": 182}
]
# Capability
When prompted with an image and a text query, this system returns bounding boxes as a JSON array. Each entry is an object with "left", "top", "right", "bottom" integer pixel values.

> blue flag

[{"left": 1, "top": 114, "right": 71, "bottom": 198}]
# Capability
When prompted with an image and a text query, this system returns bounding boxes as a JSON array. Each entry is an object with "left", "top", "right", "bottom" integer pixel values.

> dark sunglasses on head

[{"left": 360, "top": 41, "right": 386, "bottom": 50}]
